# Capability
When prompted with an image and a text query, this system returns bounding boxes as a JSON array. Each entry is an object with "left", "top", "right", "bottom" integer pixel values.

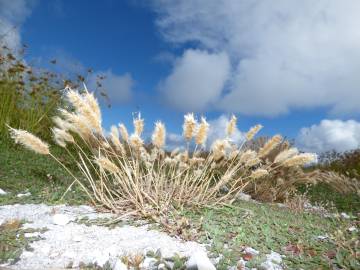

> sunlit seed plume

[
  {"left": 9, "top": 127, "right": 50, "bottom": 155},
  {"left": 246, "top": 124, "right": 263, "bottom": 141},
  {"left": 211, "top": 139, "right": 229, "bottom": 161},
  {"left": 250, "top": 169, "right": 269, "bottom": 179},
  {"left": 59, "top": 109, "right": 92, "bottom": 139},
  {"left": 274, "top": 147, "right": 299, "bottom": 164},
  {"left": 221, "top": 169, "right": 236, "bottom": 184},
  {"left": 170, "top": 147, "right": 180, "bottom": 157},
  {"left": 195, "top": 117, "right": 209, "bottom": 146},
  {"left": 83, "top": 90, "right": 101, "bottom": 123},
  {"left": 179, "top": 151, "right": 189, "bottom": 163},
  {"left": 52, "top": 127, "right": 74, "bottom": 148},
  {"left": 239, "top": 150, "right": 257, "bottom": 163},
  {"left": 150, "top": 148, "right": 158, "bottom": 161},
  {"left": 110, "top": 125, "right": 125, "bottom": 154},
  {"left": 95, "top": 156, "right": 120, "bottom": 173},
  {"left": 229, "top": 150, "right": 240, "bottom": 160},
  {"left": 133, "top": 113, "right": 144, "bottom": 136},
  {"left": 245, "top": 157, "right": 261, "bottom": 167},
  {"left": 152, "top": 121, "right": 166, "bottom": 148},
  {"left": 129, "top": 134, "right": 143, "bottom": 151},
  {"left": 190, "top": 157, "right": 205, "bottom": 166},
  {"left": 119, "top": 123, "right": 129, "bottom": 142},
  {"left": 258, "top": 135, "right": 283, "bottom": 157},
  {"left": 183, "top": 113, "right": 197, "bottom": 141},
  {"left": 226, "top": 115, "right": 237, "bottom": 137},
  {"left": 52, "top": 116, "right": 73, "bottom": 131},
  {"left": 140, "top": 147, "right": 150, "bottom": 162},
  {"left": 179, "top": 162, "right": 189, "bottom": 170},
  {"left": 282, "top": 153, "right": 317, "bottom": 167}
]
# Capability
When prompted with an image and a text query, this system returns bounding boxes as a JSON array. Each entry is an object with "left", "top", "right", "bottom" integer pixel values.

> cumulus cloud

[
  {"left": 159, "top": 49, "right": 230, "bottom": 112},
  {"left": 151, "top": 1, "right": 360, "bottom": 116},
  {"left": 0, "top": 0, "right": 37, "bottom": 50},
  {"left": 88, "top": 70, "right": 133, "bottom": 104},
  {"left": 297, "top": 119, "right": 360, "bottom": 153},
  {"left": 166, "top": 114, "right": 244, "bottom": 150}
]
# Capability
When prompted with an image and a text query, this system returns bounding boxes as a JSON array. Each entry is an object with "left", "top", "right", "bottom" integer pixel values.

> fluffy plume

[
  {"left": 170, "top": 147, "right": 180, "bottom": 157},
  {"left": 245, "top": 157, "right": 261, "bottom": 167},
  {"left": 110, "top": 125, "right": 125, "bottom": 154},
  {"left": 95, "top": 156, "right": 120, "bottom": 173},
  {"left": 133, "top": 113, "right": 144, "bottom": 136},
  {"left": 274, "top": 147, "right": 299, "bottom": 164},
  {"left": 211, "top": 139, "right": 229, "bottom": 161},
  {"left": 129, "top": 134, "right": 144, "bottom": 151},
  {"left": 52, "top": 127, "right": 74, "bottom": 147},
  {"left": 9, "top": 127, "right": 50, "bottom": 155},
  {"left": 152, "top": 121, "right": 166, "bottom": 148},
  {"left": 183, "top": 113, "right": 197, "bottom": 141},
  {"left": 119, "top": 123, "right": 129, "bottom": 142},
  {"left": 250, "top": 169, "right": 269, "bottom": 179},
  {"left": 226, "top": 115, "right": 237, "bottom": 137},
  {"left": 258, "top": 135, "right": 283, "bottom": 157},
  {"left": 282, "top": 153, "right": 317, "bottom": 167},
  {"left": 195, "top": 117, "right": 209, "bottom": 146},
  {"left": 52, "top": 116, "right": 73, "bottom": 131},
  {"left": 239, "top": 150, "right": 257, "bottom": 163},
  {"left": 59, "top": 109, "right": 93, "bottom": 139},
  {"left": 246, "top": 124, "right": 263, "bottom": 141}
]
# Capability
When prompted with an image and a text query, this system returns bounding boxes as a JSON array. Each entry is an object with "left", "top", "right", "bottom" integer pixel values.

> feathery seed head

[
  {"left": 183, "top": 113, "right": 197, "bottom": 141},
  {"left": 250, "top": 169, "right": 269, "bottom": 179},
  {"left": 245, "top": 157, "right": 261, "bottom": 167},
  {"left": 246, "top": 124, "right": 263, "bottom": 141},
  {"left": 129, "top": 134, "right": 143, "bottom": 151},
  {"left": 274, "top": 147, "right": 299, "bottom": 164},
  {"left": 52, "top": 127, "right": 74, "bottom": 147},
  {"left": 170, "top": 147, "right": 180, "bottom": 157},
  {"left": 52, "top": 116, "right": 73, "bottom": 131},
  {"left": 195, "top": 117, "right": 209, "bottom": 146},
  {"left": 258, "top": 135, "right": 282, "bottom": 157},
  {"left": 282, "top": 153, "right": 317, "bottom": 167},
  {"left": 95, "top": 155, "right": 120, "bottom": 173},
  {"left": 119, "top": 123, "right": 129, "bottom": 142},
  {"left": 9, "top": 127, "right": 50, "bottom": 155},
  {"left": 239, "top": 150, "right": 257, "bottom": 163},
  {"left": 211, "top": 139, "right": 230, "bottom": 161},
  {"left": 226, "top": 115, "right": 237, "bottom": 137},
  {"left": 152, "top": 121, "right": 166, "bottom": 148},
  {"left": 133, "top": 113, "right": 144, "bottom": 136},
  {"left": 110, "top": 125, "right": 125, "bottom": 154}
]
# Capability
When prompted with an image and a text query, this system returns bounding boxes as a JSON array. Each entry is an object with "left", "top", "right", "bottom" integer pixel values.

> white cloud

[
  {"left": 0, "top": 0, "right": 37, "bottom": 50},
  {"left": 151, "top": 1, "right": 360, "bottom": 116},
  {"left": 159, "top": 49, "right": 230, "bottom": 112},
  {"left": 88, "top": 70, "right": 133, "bottom": 104},
  {"left": 297, "top": 119, "right": 360, "bottom": 153}
]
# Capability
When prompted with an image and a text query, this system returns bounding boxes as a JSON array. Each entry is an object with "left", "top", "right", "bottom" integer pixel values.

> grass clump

[{"left": 7, "top": 87, "right": 322, "bottom": 222}]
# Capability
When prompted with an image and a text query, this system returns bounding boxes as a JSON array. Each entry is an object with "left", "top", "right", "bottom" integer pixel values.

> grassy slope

[{"left": 0, "top": 139, "right": 359, "bottom": 269}]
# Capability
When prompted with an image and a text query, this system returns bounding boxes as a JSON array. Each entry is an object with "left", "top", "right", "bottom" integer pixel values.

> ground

[{"left": 0, "top": 139, "right": 359, "bottom": 269}]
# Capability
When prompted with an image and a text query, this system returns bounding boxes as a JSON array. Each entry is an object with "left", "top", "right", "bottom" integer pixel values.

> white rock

[
  {"left": 73, "top": 235, "right": 82, "bottom": 242},
  {"left": 244, "top": 247, "right": 259, "bottom": 256},
  {"left": 93, "top": 252, "right": 109, "bottom": 267},
  {"left": 186, "top": 251, "right": 216, "bottom": 270},
  {"left": 237, "top": 192, "right": 252, "bottom": 201},
  {"left": 0, "top": 188, "right": 7, "bottom": 195},
  {"left": 348, "top": 226, "right": 358, "bottom": 232},
  {"left": 113, "top": 259, "right": 128, "bottom": 270},
  {"left": 316, "top": 235, "right": 328, "bottom": 240},
  {"left": 340, "top": 212, "right": 350, "bottom": 219},
  {"left": 259, "top": 260, "right": 283, "bottom": 270},
  {"left": 141, "top": 257, "right": 157, "bottom": 269},
  {"left": 24, "top": 232, "right": 41, "bottom": 238},
  {"left": 52, "top": 214, "right": 70, "bottom": 225},
  {"left": 158, "top": 263, "right": 166, "bottom": 269},
  {"left": 17, "top": 192, "right": 31, "bottom": 198},
  {"left": 266, "top": 251, "right": 282, "bottom": 264}
]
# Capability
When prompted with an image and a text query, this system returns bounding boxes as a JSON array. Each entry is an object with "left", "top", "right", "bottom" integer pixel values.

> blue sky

[{"left": 1, "top": 0, "right": 360, "bottom": 153}]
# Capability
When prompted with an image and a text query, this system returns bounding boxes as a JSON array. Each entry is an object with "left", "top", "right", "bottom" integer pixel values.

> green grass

[
  {"left": 0, "top": 138, "right": 88, "bottom": 206},
  {"left": 181, "top": 201, "right": 359, "bottom": 269}
]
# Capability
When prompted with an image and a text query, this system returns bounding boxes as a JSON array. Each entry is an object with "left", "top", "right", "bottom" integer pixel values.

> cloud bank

[
  {"left": 152, "top": 0, "right": 360, "bottom": 116},
  {"left": 297, "top": 119, "right": 360, "bottom": 153}
]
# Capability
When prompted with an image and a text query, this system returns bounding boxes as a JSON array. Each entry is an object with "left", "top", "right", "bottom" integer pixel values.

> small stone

[
  {"left": 348, "top": 226, "right": 358, "bottom": 232},
  {"left": 266, "top": 251, "right": 282, "bottom": 264},
  {"left": 24, "top": 232, "right": 41, "bottom": 238},
  {"left": 186, "top": 251, "right": 216, "bottom": 270},
  {"left": 113, "top": 259, "right": 128, "bottom": 270},
  {"left": 259, "top": 260, "right": 283, "bottom": 270},
  {"left": 244, "top": 247, "right": 259, "bottom": 256},
  {"left": 340, "top": 212, "right": 350, "bottom": 219},
  {"left": 141, "top": 257, "right": 158, "bottom": 269},
  {"left": 17, "top": 192, "right": 31, "bottom": 198},
  {"left": 0, "top": 188, "right": 7, "bottom": 195},
  {"left": 158, "top": 263, "right": 166, "bottom": 269},
  {"left": 52, "top": 214, "right": 70, "bottom": 225},
  {"left": 236, "top": 192, "right": 251, "bottom": 202},
  {"left": 316, "top": 235, "right": 328, "bottom": 240}
]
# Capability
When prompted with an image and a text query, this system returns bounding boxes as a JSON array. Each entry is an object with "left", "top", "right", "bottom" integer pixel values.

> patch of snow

[
  {"left": 52, "top": 214, "right": 71, "bottom": 225},
  {"left": 16, "top": 192, "right": 31, "bottom": 198},
  {"left": 0, "top": 188, "right": 7, "bottom": 195}
]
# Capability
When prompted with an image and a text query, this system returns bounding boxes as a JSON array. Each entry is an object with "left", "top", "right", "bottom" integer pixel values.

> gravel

[{"left": 0, "top": 204, "right": 205, "bottom": 270}]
